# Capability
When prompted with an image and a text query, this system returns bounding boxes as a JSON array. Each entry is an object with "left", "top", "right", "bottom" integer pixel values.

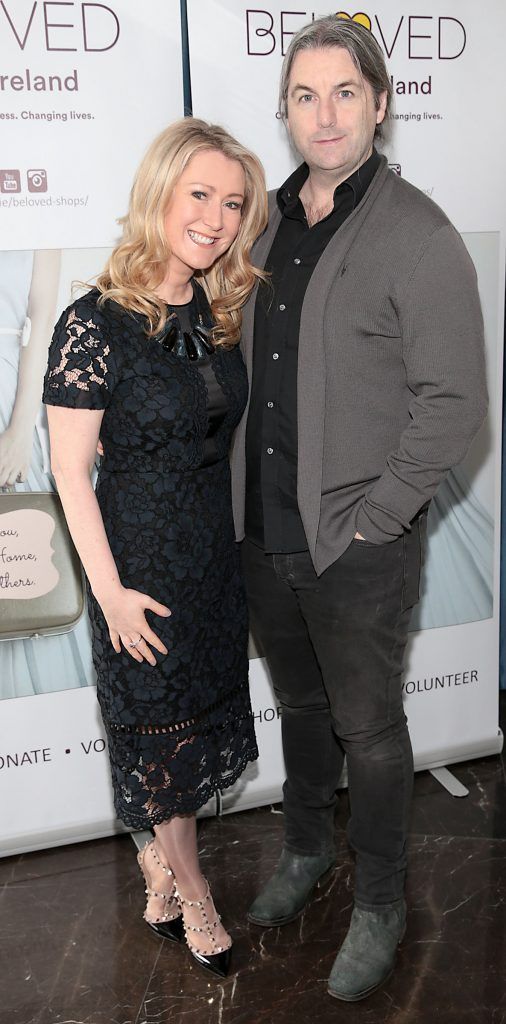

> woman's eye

[
  {"left": 191, "top": 190, "right": 207, "bottom": 200},
  {"left": 225, "top": 201, "right": 242, "bottom": 211}
]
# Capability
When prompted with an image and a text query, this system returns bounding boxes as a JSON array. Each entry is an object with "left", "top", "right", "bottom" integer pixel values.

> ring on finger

[{"left": 128, "top": 634, "right": 142, "bottom": 649}]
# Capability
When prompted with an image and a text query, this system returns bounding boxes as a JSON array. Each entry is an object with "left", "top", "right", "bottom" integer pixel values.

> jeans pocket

[{"left": 352, "top": 537, "right": 381, "bottom": 548}]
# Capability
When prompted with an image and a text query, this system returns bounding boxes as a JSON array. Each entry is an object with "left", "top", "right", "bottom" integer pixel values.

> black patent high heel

[
  {"left": 137, "top": 841, "right": 185, "bottom": 943},
  {"left": 176, "top": 880, "right": 232, "bottom": 978}
]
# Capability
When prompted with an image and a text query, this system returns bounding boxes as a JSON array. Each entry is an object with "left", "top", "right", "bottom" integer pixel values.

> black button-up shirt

[{"left": 245, "top": 149, "right": 381, "bottom": 552}]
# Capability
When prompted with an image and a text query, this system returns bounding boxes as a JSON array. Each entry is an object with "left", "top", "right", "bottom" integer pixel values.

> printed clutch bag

[{"left": 0, "top": 488, "right": 85, "bottom": 641}]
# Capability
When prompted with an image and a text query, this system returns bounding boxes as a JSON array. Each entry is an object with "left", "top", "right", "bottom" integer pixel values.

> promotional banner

[
  {"left": 187, "top": 1, "right": 504, "bottom": 227},
  {"left": 0, "top": 1, "right": 184, "bottom": 248},
  {"left": 1, "top": 2, "right": 504, "bottom": 856},
  {"left": 0, "top": 2, "right": 186, "bottom": 855},
  {"left": 188, "top": 0, "right": 505, "bottom": 804}
]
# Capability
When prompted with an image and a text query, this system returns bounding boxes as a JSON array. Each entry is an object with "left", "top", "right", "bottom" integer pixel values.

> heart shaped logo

[{"left": 335, "top": 11, "right": 372, "bottom": 31}]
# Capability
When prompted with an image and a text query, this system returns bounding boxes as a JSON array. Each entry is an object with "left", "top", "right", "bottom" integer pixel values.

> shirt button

[
  {"left": 279, "top": 303, "right": 286, "bottom": 311},
  {"left": 267, "top": 401, "right": 274, "bottom": 408},
  {"left": 267, "top": 447, "right": 274, "bottom": 455},
  {"left": 272, "top": 352, "right": 279, "bottom": 360},
  {"left": 294, "top": 258, "right": 301, "bottom": 265}
]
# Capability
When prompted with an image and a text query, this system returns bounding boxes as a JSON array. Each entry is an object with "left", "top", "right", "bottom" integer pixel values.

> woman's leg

[
  {"left": 152, "top": 814, "right": 231, "bottom": 952},
  {"left": 154, "top": 814, "right": 201, "bottom": 892}
]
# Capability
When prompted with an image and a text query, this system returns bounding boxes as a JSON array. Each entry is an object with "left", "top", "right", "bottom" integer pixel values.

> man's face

[{"left": 286, "top": 46, "right": 387, "bottom": 181}]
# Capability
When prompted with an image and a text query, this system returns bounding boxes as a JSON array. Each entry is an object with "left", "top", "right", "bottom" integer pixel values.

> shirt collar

[{"left": 277, "top": 148, "right": 381, "bottom": 217}]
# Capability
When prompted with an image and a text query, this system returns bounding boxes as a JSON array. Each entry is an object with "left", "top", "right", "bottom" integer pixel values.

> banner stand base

[
  {"left": 429, "top": 766, "right": 470, "bottom": 797},
  {"left": 130, "top": 830, "right": 153, "bottom": 852}
]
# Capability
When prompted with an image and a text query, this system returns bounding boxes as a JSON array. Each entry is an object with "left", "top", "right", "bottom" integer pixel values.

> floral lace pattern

[
  {"left": 44, "top": 306, "right": 115, "bottom": 402},
  {"left": 43, "top": 288, "right": 257, "bottom": 827}
]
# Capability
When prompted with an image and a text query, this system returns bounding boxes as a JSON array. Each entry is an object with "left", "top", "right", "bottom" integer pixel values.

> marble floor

[{"left": 2, "top": 696, "right": 505, "bottom": 1024}]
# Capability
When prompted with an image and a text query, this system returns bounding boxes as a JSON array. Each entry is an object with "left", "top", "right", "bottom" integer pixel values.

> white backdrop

[{"left": 0, "top": 2, "right": 504, "bottom": 855}]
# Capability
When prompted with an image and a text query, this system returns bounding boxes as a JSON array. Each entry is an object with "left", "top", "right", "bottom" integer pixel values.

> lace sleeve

[{"left": 43, "top": 299, "right": 116, "bottom": 410}]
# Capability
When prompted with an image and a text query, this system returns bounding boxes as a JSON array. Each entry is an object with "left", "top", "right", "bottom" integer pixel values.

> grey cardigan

[{"left": 230, "top": 156, "right": 488, "bottom": 575}]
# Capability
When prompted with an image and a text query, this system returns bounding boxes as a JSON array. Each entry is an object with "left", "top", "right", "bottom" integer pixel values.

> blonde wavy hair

[{"left": 96, "top": 118, "right": 268, "bottom": 347}]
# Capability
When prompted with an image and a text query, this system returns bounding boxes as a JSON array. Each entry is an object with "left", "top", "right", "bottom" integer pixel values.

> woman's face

[{"left": 163, "top": 149, "right": 246, "bottom": 278}]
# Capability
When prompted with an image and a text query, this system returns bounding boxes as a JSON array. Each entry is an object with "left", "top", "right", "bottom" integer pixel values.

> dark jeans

[{"left": 242, "top": 521, "right": 425, "bottom": 908}]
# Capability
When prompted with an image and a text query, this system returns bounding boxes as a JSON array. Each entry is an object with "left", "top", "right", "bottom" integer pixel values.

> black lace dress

[{"left": 42, "top": 285, "right": 258, "bottom": 828}]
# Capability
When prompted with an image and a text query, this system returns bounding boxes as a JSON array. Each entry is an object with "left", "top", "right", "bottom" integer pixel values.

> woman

[{"left": 43, "top": 118, "right": 268, "bottom": 978}]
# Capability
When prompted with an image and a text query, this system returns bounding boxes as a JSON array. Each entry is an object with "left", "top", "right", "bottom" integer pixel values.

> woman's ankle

[{"left": 174, "top": 873, "right": 207, "bottom": 901}]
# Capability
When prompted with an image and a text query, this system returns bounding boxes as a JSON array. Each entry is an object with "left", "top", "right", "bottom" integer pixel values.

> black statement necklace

[{"left": 158, "top": 283, "right": 215, "bottom": 364}]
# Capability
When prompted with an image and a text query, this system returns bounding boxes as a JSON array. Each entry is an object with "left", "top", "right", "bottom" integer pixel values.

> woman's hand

[
  {"left": 99, "top": 585, "right": 171, "bottom": 666},
  {"left": 0, "top": 426, "right": 33, "bottom": 486}
]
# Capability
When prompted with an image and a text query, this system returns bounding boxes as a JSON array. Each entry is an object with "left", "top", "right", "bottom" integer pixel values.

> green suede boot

[
  {"left": 328, "top": 901, "right": 406, "bottom": 1001},
  {"left": 247, "top": 848, "right": 336, "bottom": 927}
]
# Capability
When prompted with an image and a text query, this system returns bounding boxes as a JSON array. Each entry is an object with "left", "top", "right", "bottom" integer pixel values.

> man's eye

[
  {"left": 339, "top": 90, "right": 353, "bottom": 99},
  {"left": 299, "top": 94, "right": 314, "bottom": 103}
]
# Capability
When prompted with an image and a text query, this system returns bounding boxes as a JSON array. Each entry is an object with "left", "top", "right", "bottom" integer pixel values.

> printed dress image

[
  {"left": 410, "top": 231, "right": 496, "bottom": 632},
  {"left": 0, "top": 249, "right": 94, "bottom": 699},
  {"left": 410, "top": 464, "right": 493, "bottom": 631}
]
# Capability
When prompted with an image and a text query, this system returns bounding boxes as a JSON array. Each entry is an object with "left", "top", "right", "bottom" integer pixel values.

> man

[{"left": 230, "top": 16, "right": 487, "bottom": 1002}]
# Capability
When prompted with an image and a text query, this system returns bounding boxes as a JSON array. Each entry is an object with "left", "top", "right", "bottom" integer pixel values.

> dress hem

[{"left": 113, "top": 746, "right": 259, "bottom": 830}]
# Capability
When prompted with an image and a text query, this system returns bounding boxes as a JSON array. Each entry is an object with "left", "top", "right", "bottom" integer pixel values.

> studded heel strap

[
  {"left": 137, "top": 841, "right": 181, "bottom": 924},
  {"left": 176, "top": 879, "right": 232, "bottom": 955}
]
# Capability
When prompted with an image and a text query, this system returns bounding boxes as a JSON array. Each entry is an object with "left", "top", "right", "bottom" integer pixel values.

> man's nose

[{"left": 317, "top": 98, "right": 336, "bottom": 128}]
